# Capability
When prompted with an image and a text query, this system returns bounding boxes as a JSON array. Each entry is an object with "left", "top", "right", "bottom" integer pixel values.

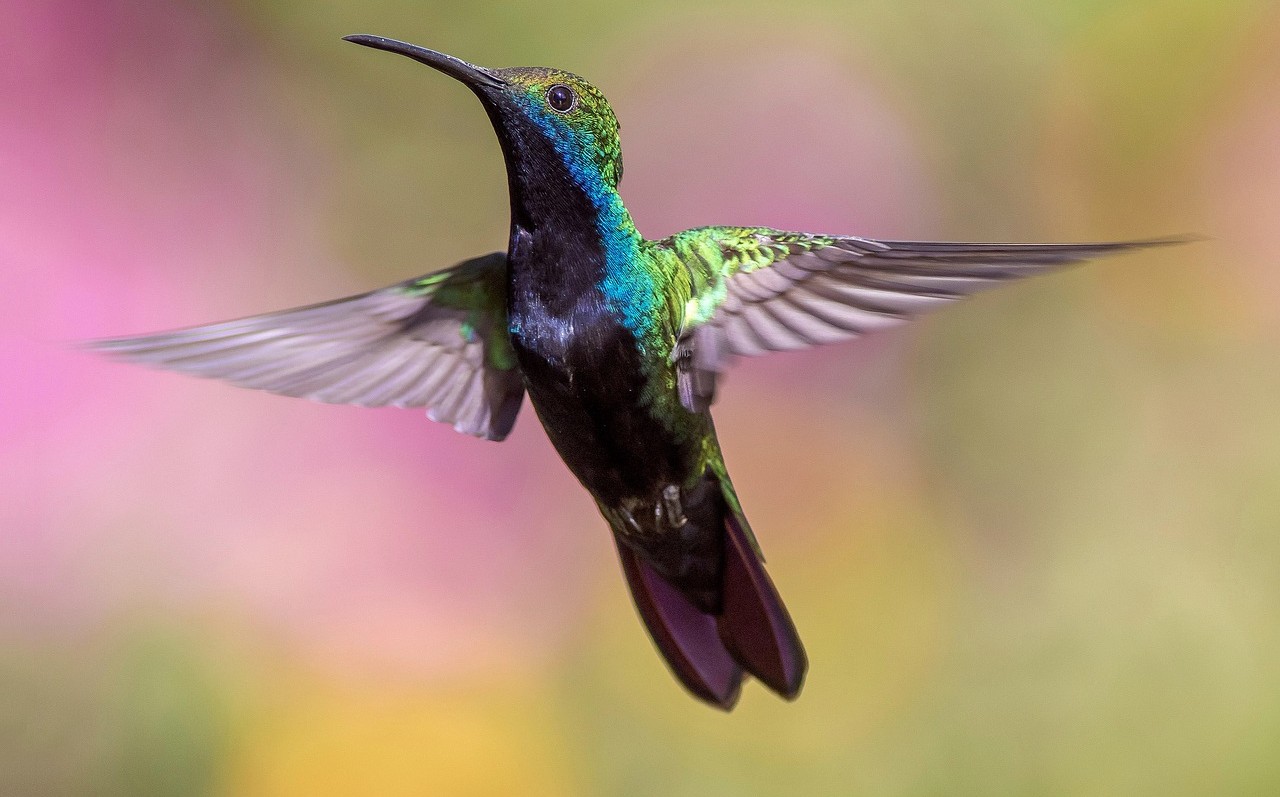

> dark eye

[{"left": 546, "top": 84, "right": 576, "bottom": 113}]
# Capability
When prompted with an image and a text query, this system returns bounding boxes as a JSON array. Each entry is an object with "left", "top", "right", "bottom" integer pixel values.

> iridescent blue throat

[{"left": 523, "top": 103, "right": 656, "bottom": 341}]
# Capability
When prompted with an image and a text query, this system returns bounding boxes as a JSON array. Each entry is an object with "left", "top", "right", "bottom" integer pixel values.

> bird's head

[{"left": 344, "top": 35, "right": 624, "bottom": 194}]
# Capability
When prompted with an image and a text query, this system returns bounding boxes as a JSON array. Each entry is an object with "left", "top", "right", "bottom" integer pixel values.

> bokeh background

[{"left": 6, "top": 0, "right": 1280, "bottom": 794}]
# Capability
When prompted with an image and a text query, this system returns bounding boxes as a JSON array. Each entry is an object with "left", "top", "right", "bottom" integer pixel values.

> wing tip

[
  {"left": 77, "top": 334, "right": 148, "bottom": 356},
  {"left": 869, "top": 233, "right": 1203, "bottom": 249},
  {"left": 1112, "top": 233, "right": 1205, "bottom": 251}
]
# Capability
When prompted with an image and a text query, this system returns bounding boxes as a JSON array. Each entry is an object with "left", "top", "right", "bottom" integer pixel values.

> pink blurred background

[{"left": 5, "top": 1, "right": 1279, "bottom": 794}]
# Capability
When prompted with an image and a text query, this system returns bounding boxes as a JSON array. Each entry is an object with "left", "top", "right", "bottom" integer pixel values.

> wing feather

[
  {"left": 89, "top": 252, "right": 525, "bottom": 441},
  {"left": 668, "top": 228, "right": 1189, "bottom": 411}
]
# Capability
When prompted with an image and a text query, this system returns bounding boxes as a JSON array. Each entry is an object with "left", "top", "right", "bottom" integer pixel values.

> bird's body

[
  {"left": 505, "top": 161, "right": 690, "bottom": 510},
  {"left": 91, "top": 36, "right": 1185, "bottom": 709}
]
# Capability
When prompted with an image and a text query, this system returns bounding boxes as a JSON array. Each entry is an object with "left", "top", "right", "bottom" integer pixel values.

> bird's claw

[{"left": 659, "top": 484, "right": 687, "bottom": 529}]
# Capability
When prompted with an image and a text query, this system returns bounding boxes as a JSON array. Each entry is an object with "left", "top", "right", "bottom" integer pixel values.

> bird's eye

[{"left": 546, "top": 84, "right": 576, "bottom": 113}]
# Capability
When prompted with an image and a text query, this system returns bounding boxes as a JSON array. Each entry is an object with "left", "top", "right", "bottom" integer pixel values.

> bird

[{"left": 89, "top": 34, "right": 1187, "bottom": 710}]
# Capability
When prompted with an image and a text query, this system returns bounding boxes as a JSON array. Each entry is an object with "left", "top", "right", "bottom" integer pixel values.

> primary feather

[
  {"left": 664, "top": 229, "right": 1188, "bottom": 411},
  {"left": 89, "top": 252, "right": 524, "bottom": 441}
]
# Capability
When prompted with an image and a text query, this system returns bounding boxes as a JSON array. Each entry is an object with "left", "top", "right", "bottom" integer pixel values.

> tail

[{"left": 613, "top": 481, "right": 807, "bottom": 709}]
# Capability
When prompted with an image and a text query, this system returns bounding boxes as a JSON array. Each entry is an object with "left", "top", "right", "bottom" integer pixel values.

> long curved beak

[{"left": 342, "top": 35, "right": 506, "bottom": 91}]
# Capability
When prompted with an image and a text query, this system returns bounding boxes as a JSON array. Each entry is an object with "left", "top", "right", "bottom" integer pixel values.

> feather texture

[
  {"left": 88, "top": 252, "right": 524, "bottom": 441},
  {"left": 663, "top": 229, "right": 1188, "bottom": 410}
]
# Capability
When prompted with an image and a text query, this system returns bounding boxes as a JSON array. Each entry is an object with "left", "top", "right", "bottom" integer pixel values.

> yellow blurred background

[{"left": 5, "top": 1, "right": 1280, "bottom": 794}]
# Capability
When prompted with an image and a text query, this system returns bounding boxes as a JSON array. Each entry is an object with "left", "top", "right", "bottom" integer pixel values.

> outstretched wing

[
  {"left": 669, "top": 227, "right": 1186, "bottom": 411},
  {"left": 89, "top": 252, "right": 525, "bottom": 441}
]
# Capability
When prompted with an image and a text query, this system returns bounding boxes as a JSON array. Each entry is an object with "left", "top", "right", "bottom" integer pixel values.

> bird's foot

[{"left": 659, "top": 484, "right": 688, "bottom": 529}]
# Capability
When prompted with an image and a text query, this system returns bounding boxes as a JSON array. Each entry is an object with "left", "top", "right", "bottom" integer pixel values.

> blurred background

[{"left": 5, "top": 0, "right": 1279, "bottom": 794}]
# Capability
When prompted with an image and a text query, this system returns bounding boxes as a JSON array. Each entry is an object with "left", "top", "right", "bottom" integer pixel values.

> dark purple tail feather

[
  {"left": 615, "top": 541, "right": 744, "bottom": 709},
  {"left": 715, "top": 512, "right": 808, "bottom": 699},
  {"left": 614, "top": 508, "right": 807, "bottom": 707}
]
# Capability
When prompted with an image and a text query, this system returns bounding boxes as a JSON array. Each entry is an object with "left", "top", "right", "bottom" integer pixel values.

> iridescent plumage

[{"left": 90, "top": 36, "right": 1186, "bottom": 709}]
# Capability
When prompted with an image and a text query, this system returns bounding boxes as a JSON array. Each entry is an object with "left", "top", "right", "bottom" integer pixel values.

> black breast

[
  {"left": 509, "top": 237, "right": 687, "bottom": 504},
  {"left": 498, "top": 113, "right": 698, "bottom": 505}
]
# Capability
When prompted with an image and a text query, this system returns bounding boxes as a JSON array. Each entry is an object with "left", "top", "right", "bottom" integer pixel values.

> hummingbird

[{"left": 91, "top": 35, "right": 1185, "bottom": 709}]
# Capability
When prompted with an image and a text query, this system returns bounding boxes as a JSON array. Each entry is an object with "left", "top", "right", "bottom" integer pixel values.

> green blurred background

[{"left": 5, "top": 0, "right": 1280, "bottom": 794}]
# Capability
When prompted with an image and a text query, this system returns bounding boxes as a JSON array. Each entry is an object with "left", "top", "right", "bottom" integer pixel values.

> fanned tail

[{"left": 613, "top": 484, "right": 807, "bottom": 709}]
